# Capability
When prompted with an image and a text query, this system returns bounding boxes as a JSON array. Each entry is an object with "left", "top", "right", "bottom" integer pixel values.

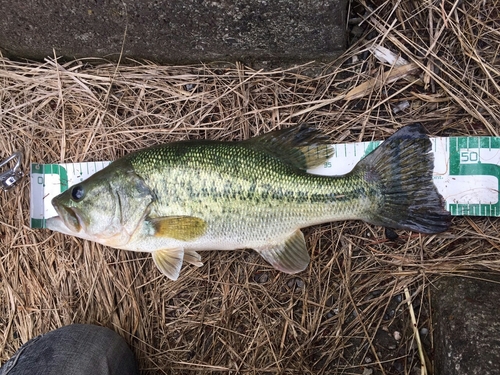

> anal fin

[
  {"left": 256, "top": 229, "right": 310, "bottom": 274},
  {"left": 152, "top": 248, "right": 184, "bottom": 280}
]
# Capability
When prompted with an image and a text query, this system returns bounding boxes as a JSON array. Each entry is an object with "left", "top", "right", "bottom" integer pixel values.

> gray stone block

[
  {"left": 432, "top": 275, "right": 500, "bottom": 375},
  {"left": 0, "top": 0, "right": 347, "bottom": 65}
]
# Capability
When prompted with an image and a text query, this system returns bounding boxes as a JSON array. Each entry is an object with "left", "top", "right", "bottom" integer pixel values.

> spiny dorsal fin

[
  {"left": 150, "top": 216, "right": 207, "bottom": 241},
  {"left": 245, "top": 125, "right": 333, "bottom": 170},
  {"left": 152, "top": 248, "right": 184, "bottom": 280},
  {"left": 256, "top": 229, "right": 310, "bottom": 273}
]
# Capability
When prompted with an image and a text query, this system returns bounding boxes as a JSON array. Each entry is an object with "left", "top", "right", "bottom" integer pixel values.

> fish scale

[{"left": 130, "top": 143, "right": 368, "bottom": 244}]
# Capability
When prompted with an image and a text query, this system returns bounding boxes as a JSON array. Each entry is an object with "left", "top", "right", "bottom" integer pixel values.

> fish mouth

[{"left": 49, "top": 200, "right": 82, "bottom": 233}]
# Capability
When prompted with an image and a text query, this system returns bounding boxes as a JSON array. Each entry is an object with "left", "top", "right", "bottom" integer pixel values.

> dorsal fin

[{"left": 244, "top": 125, "right": 333, "bottom": 170}]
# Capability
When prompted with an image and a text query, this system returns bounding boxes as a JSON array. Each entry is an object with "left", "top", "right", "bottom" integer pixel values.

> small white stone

[{"left": 393, "top": 331, "right": 401, "bottom": 341}]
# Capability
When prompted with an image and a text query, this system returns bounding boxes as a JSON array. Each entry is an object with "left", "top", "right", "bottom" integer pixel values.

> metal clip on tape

[{"left": 0, "top": 151, "right": 23, "bottom": 191}]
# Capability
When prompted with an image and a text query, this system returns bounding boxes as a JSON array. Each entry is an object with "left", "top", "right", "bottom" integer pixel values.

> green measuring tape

[
  {"left": 30, "top": 137, "right": 500, "bottom": 228},
  {"left": 447, "top": 137, "right": 500, "bottom": 216}
]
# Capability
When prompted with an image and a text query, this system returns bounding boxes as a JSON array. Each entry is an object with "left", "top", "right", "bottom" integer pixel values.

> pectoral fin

[
  {"left": 150, "top": 216, "right": 207, "bottom": 241},
  {"left": 152, "top": 248, "right": 184, "bottom": 280},
  {"left": 256, "top": 229, "right": 310, "bottom": 274}
]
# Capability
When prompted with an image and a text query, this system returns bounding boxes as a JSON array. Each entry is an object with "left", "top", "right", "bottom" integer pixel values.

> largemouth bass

[{"left": 47, "top": 124, "right": 451, "bottom": 280}]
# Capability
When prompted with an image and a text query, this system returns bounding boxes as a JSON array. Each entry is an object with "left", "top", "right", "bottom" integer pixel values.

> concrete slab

[
  {"left": 432, "top": 275, "right": 500, "bottom": 375},
  {"left": 0, "top": 0, "right": 347, "bottom": 65}
]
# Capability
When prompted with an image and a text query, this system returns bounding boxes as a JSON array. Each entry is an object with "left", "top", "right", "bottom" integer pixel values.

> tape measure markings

[{"left": 30, "top": 137, "right": 500, "bottom": 228}]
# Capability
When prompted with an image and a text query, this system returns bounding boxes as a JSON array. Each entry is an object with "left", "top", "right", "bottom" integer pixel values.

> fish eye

[{"left": 71, "top": 185, "right": 85, "bottom": 201}]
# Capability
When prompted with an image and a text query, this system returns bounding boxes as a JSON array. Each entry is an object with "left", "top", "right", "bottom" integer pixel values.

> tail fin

[{"left": 354, "top": 123, "right": 451, "bottom": 234}]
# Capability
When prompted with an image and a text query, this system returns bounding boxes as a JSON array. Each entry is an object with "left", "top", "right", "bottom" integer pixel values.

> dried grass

[{"left": 1, "top": 0, "right": 500, "bottom": 374}]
